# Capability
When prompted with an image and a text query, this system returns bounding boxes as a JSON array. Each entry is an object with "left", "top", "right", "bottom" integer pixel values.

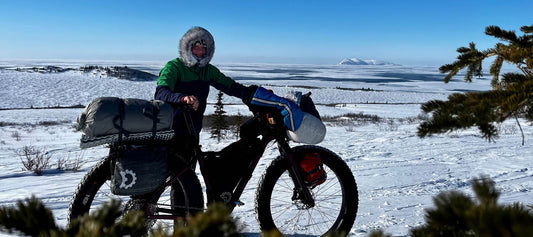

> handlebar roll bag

[
  {"left": 284, "top": 91, "right": 326, "bottom": 144},
  {"left": 286, "top": 112, "right": 326, "bottom": 144}
]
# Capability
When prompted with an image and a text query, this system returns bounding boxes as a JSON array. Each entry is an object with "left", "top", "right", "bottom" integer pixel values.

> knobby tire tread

[{"left": 255, "top": 145, "right": 358, "bottom": 236}]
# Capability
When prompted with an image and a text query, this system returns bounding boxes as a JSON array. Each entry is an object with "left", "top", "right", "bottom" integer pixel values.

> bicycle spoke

[{"left": 257, "top": 149, "right": 358, "bottom": 236}]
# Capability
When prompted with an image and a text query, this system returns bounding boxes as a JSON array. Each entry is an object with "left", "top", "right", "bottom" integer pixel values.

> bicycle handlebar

[{"left": 172, "top": 100, "right": 290, "bottom": 141}]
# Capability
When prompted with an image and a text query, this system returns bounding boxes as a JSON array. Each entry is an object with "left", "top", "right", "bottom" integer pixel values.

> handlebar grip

[{"left": 173, "top": 102, "right": 194, "bottom": 111}]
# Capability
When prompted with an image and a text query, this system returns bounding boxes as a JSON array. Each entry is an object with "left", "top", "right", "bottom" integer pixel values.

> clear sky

[{"left": 1, "top": 0, "right": 532, "bottom": 66}]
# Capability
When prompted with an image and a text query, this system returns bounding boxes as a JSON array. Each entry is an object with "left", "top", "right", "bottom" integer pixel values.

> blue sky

[{"left": 1, "top": 0, "right": 532, "bottom": 66}]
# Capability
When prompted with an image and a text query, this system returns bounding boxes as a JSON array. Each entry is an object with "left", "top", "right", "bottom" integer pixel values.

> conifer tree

[
  {"left": 418, "top": 24, "right": 533, "bottom": 143},
  {"left": 211, "top": 90, "right": 228, "bottom": 141}
]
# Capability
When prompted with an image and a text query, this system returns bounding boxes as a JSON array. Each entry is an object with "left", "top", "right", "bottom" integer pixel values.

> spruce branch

[
  {"left": 0, "top": 195, "right": 58, "bottom": 236},
  {"left": 485, "top": 25, "right": 519, "bottom": 43},
  {"left": 419, "top": 24, "right": 533, "bottom": 143}
]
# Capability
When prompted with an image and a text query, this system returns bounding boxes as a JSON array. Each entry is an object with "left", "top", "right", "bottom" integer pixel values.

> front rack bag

[{"left": 77, "top": 97, "right": 174, "bottom": 148}]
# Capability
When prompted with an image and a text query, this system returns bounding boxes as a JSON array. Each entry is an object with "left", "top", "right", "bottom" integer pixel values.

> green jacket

[
  {"left": 157, "top": 58, "right": 235, "bottom": 92},
  {"left": 155, "top": 58, "right": 248, "bottom": 136}
]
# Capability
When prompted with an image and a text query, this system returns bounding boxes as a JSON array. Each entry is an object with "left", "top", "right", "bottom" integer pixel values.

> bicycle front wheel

[{"left": 255, "top": 145, "right": 358, "bottom": 236}]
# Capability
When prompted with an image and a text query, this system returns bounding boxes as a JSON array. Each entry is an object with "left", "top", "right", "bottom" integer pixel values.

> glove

[{"left": 251, "top": 87, "right": 302, "bottom": 131}]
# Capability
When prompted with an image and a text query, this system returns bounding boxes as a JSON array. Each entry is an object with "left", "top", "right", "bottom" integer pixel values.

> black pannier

[{"left": 110, "top": 145, "right": 168, "bottom": 196}]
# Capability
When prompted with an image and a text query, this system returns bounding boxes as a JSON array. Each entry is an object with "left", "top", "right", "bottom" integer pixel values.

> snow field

[{"left": 0, "top": 62, "right": 531, "bottom": 236}]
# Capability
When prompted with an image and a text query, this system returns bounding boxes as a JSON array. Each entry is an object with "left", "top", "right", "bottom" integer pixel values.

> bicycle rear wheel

[
  {"left": 255, "top": 146, "right": 358, "bottom": 236},
  {"left": 68, "top": 156, "right": 204, "bottom": 234}
]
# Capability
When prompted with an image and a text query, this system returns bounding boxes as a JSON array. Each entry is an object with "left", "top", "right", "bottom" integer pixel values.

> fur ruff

[{"left": 179, "top": 27, "right": 215, "bottom": 67}]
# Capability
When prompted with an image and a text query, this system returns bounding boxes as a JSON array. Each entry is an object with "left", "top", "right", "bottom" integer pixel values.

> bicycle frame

[{"left": 145, "top": 105, "right": 316, "bottom": 219}]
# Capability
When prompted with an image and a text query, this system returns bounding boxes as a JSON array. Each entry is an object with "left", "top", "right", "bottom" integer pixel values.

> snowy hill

[
  {"left": 6, "top": 65, "right": 157, "bottom": 81},
  {"left": 339, "top": 58, "right": 398, "bottom": 65}
]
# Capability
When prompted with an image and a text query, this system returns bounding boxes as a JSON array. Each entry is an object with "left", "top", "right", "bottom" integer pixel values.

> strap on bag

[
  {"left": 142, "top": 101, "right": 161, "bottom": 139},
  {"left": 112, "top": 99, "right": 128, "bottom": 143}
]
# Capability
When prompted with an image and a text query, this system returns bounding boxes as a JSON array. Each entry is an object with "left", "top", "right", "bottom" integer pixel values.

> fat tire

[
  {"left": 67, "top": 156, "right": 204, "bottom": 230},
  {"left": 255, "top": 145, "right": 358, "bottom": 236}
]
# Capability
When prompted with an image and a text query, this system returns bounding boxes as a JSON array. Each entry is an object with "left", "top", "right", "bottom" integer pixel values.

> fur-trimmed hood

[{"left": 179, "top": 27, "right": 215, "bottom": 67}]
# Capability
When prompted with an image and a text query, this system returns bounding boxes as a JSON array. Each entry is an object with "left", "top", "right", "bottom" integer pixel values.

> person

[{"left": 154, "top": 26, "right": 303, "bottom": 153}]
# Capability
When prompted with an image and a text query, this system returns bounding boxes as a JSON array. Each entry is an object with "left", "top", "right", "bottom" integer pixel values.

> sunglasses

[{"left": 192, "top": 39, "right": 206, "bottom": 48}]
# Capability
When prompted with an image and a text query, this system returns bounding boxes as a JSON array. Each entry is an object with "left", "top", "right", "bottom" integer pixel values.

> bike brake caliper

[{"left": 291, "top": 188, "right": 315, "bottom": 209}]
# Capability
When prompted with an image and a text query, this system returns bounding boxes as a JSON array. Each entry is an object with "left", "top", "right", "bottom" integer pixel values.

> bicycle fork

[{"left": 279, "top": 142, "right": 316, "bottom": 208}]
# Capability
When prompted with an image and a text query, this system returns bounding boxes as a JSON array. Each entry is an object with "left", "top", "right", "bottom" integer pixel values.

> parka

[{"left": 154, "top": 27, "right": 253, "bottom": 137}]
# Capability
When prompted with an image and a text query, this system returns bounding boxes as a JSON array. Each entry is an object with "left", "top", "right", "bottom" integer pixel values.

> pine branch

[
  {"left": 439, "top": 42, "right": 489, "bottom": 83},
  {"left": 0, "top": 196, "right": 58, "bottom": 236},
  {"left": 410, "top": 176, "right": 533, "bottom": 236},
  {"left": 418, "top": 91, "right": 509, "bottom": 141},
  {"left": 520, "top": 24, "right": 533, "bottom": 33},
  {"left": 485, "top": 25, "right": 519, "bottom": 43},
  {"left": 421, "top": 24, "right": 533, "bottom": 143},
  {"left": 489, "top": 55, "right": 504, "bottom": 88}
]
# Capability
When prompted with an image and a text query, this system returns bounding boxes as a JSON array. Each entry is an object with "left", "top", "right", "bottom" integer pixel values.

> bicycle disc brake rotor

[{"left": 291, "top": 188, "right": 315, "bottom": 210}]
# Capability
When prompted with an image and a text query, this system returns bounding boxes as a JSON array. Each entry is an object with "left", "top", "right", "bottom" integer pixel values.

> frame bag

[{"left": 200, "top": 139, "right": 263, "bottom": 205}]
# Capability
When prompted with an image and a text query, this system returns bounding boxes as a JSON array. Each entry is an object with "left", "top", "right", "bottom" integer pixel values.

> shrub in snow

[
  {"left": 10, "top": 131, "right": 21, "bottom": 141},
  {"left": 17, "top": 145, "right": 51, "bottom": 175},
  {"left": 55, "top": 153, "right": 85, "bottom": 172}
]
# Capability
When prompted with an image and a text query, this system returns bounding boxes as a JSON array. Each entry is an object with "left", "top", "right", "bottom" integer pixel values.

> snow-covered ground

[{"left": 0, "top": 60, "right": 531, "bottom": 236}]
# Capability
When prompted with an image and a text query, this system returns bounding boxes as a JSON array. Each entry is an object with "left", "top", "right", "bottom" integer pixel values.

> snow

[{"left": 0, "top": 61, "right": 532, "bottom": 236}]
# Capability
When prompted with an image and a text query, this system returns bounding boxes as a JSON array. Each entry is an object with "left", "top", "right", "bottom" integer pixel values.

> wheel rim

[
  {"left": 269, "top": 164, "right": 345, "bottom": 236},
  {"left": 85, "top": 180, "right": 177, "bottom": 233}
]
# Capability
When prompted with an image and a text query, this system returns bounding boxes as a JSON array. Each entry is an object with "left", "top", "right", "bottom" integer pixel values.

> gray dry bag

[{"left": 77, "top": 97, "right": 174, "bottom": 148}]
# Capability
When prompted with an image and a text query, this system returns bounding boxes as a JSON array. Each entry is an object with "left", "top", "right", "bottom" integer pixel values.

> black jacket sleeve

[{"left": 154, "top": 85, "right": 184, "bottom": 104}]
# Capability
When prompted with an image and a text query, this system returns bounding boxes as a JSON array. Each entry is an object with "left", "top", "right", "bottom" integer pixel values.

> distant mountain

[
  {"left": 339, "top": 58, "right": 398, "bottom": 66},
  {"left": 7, "top": 65, "right": 157, "bottom": 81}
]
